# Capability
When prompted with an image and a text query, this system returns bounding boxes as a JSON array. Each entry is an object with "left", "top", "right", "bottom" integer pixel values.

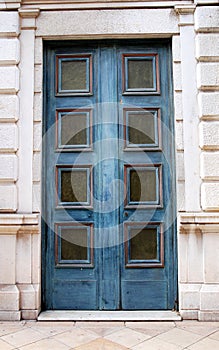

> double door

[{"left": 43, "top": 40, "right": 177, "bottom": 310}]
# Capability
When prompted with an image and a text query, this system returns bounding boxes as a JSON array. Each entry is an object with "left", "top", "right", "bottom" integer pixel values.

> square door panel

[
  {"left": 56, "top": 54, "right": 92, "bottom": 95},
  {"left": 122, "top": 53, "right": 159, "bottom": 94},
  {"left": 124, "top": 164, "right": 163, "bottom": 208},
  {"left": 56, "top": 109, "right": 92, "bottom": 151},
  {"left": 56, "top": 165, "right": 92, "bottom": 208},
  {"left": 124, "top": 222, "right": 164, "bottom": 268},
  {"left": 124, "top": 108, "right": 161, "bottom": 150},
  {"left": 55, "top": 223, "right": 94, "bottom": 267}
]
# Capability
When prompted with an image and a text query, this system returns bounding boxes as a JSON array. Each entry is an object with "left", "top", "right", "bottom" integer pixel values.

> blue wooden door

[{"left": 42, "top": 40, "right": 177, "bottom": 310}]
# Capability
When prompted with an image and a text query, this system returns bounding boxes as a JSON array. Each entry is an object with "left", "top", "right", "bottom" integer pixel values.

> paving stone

[
  {"left": 105, "top": 327, "right": 151, "bottom": 348},
  {"left": 74, "top": 337, "right": 128, "bottom": 350},
  {"left": 157, "top": 328, "right": 204, "bottom": 348},
  {"left": 132, "top": 337, "right": 182, "bottom": 350},
  {"left": 0, "top": 338, "right": 14, "bottom": 350},
  {"left": 53, "top": 328, "right": 99, "bottom": 348},
  {"left": 187, "top": 337, "right": 219, "bottom": 350},
  {"left": 210, "top": 330, "right": 219, "bottom": 341},
  {"left": 17, "top": 338, "right": 70, "bottom": 350},
  {"left": 26, "top": 321, "right": 75, "bottom": 336},
  {"left": 1, "top": 328, "right": 47, "bottom": 348}
]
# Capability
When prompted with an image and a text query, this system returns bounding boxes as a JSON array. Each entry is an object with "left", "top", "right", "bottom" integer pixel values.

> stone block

[
  {"left": 36, "top": 9, "right": 179, "bottom": 37},
  {"left": 33, "top": 182, "right": 41, "bottom": 213},
  {"left": 203, "top": 233, "right": 219, "bottom": 283},
  {"left": 0, "top": 123, "right": 18, "bottom": 152},
  {"left": 199, "top": 121, "right": 219, "bottom": 150},
  {"left": 176, "top": 152, "right": 184, "bottom": 181},
  {"left": 33, "top": 122, "right": 42, "bottom": 152},
  {"left": 18, "top": 284, "right": 36, "bottom": 310},
  {"left": 0, "top": 235, "right": 16, "bottom": 284},
  {"left": 0, "top": 12, "right": 19, "bottom": 37},
  {"left": 33, "top": 152, "right": 41, "bottom": 182},
  {"left": 0, "top": 185, "right": 17, "bottom": 212},
  {"left": 177, "top": 181, "right": 185, "bottom": 212},
  {"left": 0, "top": 285, "right": 19, "bottom": 311},
  {"left": 200, "top": 284, "right": 219, "bottom": 311},
  {"left": 172, "top": 35, "right": 181, "bottom": 63},
  {"left": 175, "top": 121, "right": 184, "bottom": 150},
  {"left": 179, "top": 284, "right": 201, "bottom": 310},
  {"left": 0, "top": 311, "right": 20, "bottom": 321},
  {"left": 34, "top": 64, "right": 42, "bottom": 93},
  {"left": 196, "top": 34, "right": 219, "bottom": 61},
  {"left": 0, "top": 95, "right": 19, "bottom": 121},
  {"left": 178, "top": 231, "right": 188, "bottom": 282},
  {"left": 199, "top": 311, "right": 219, "bottom": 321},
  {"left": 201, "top": 183, "right": 219, "bottom": 211},
  {"left": 21, "top": 310, "right": 39, "bottom": 320},
  {"left": 174, "top": 91, "right": 183, "bottom": 121},
  {"left": 16, "top": 233, "right": 31, "bottom": 284},
  {"left": 197, "top": 63, "right": 219, "bottom": 90},
  {"left": 180, "top": 310, "right": 198, "bottom": 320},
  {"left": 173, "top": 62, "right": 182, "bottom": 91},
  {"left": 32, "top": 234, "right": 41, "bottom": 284},
  {"left": 0, "top": 154, "right": 17, "bottom": 181},
  {"left": 195, "top": 6, "right": 219, "bottom": 32},
  {"left": 0, "top": 38, "right": 20, "bottom": 65},
  {"left": 33, "top": 92, "right": 42, "bottom": 121},
  {"left": 34, "top": 38, "right": 43, "bottom": 65},
  {"left": 33, "top": 283, "right": 41, "bottom": 309},
  {"left": 198, "top": 92, "right": 219, "bottom": 118},
  {"left": 188, "top": 232, "right": 204, "bottom": 283},
  {"left": 201, "top": 152, "right": 219, "bottom": 180},
  {"left": 0, "top": 67, "right": 19, "bottom": 93}
]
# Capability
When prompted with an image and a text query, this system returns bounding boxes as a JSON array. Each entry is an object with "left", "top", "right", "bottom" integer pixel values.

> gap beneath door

[{"left": 38, "top": 310, "right": 181, "bottom": 321}]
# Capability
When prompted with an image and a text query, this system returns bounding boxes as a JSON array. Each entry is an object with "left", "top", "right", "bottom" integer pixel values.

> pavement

[{"left": 0, "top": 320, "right": 219, "bottom": 349}]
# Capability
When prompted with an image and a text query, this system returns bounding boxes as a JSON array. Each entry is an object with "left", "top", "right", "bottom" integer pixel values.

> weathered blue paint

[{"left": 42, "top": 40, "right": 177, "bottom": 311}]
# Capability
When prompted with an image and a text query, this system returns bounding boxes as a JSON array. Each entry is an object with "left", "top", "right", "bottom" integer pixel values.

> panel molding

[
  {"left": 54, "top": 222, "right": 94, "bottom": 267},
  {"left": 123, "top": 107, "right": 162, "bottom": 151},
  {"left": 55, "top": 108, "right": 93, "bottom": 152},
  {"left": 124, "top": 221, "right": 164, "bottom": 268},
  {"left": 56, "top": 54, "right": 93, "bottom": 96}
]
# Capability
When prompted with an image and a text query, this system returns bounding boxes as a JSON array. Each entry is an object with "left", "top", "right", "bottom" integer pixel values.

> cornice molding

[
  {"left": 179, "top": 212, "right": 219, "bottom": 234},
  {"left": 0, "top": 213, "right": 39, "bottom": 225},
  {"left": 174, "top": 4, "right": 196, "bottom": 15},
  {"left": 18, "top": 1, "right": 194, "bottom": 11},
  {"left": 0, "top": 225, "right": 40, "bottom": 235},
  {"left": 175, "top": 4, "right": 196, "bottom": 26},
  {"left": 18, "top": 8, "right": 40, "bottom": 18},
  {"left": 180, "top": 223, "right": 219, "bottom": 234}
]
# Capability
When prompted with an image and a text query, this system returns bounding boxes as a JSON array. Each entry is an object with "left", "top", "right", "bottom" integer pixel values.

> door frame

[{"left": 41, "top": 38, "right": 178, "bottom": 312}]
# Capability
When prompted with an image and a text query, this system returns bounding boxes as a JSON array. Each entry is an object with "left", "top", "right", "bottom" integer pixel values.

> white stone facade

[{"left": 0, "top": 0, "right": 218, "bottom": 320}]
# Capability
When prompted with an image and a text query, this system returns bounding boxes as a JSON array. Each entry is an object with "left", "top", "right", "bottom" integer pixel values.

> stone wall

[
  {"left": 0, "top": 2, "right": 218, "bottom": 320},
  {"left": 179, "top": 5, "right": 219, "bottom": 321},
  {"left": 0, "top": 10, "right": 40, "bottom": 321}
]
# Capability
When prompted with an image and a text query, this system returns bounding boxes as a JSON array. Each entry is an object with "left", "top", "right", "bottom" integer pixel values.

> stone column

[
  {"left": 18, "top": 8, "right": 40, "bottom": 213},
  {"left": 176, "top": 4, "right": 219, "bottom": 321},
  {"left": 175, "top": 5, "right": 201, "bottom": 212}
]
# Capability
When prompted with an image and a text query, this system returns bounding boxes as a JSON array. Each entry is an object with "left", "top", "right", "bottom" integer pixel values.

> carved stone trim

[
  {"left": 180, "top": 213, "right": 219, "bottom": 224},
  {"left": 175, "top": 5, "right": 196, "bottom": 26},
  {"left": 0, "top": 214, "right": 39, "bottom": 225},
  {"left": 18, "top": 8, "right": 40, "bottom": 18},
  {"left": 0, "top": 214, "right": 40, "bottom": 235},
  {"left": 19, "top": 1, "right": 194, "bottom": 11},
  {"left": 180, "top": 213, "right": 219, "bottom": 234},
  {"left": 0, "top": 225, "right": 40, "bottom": 235},
  {"left": 175, "top": 5, "right": 196, "bottom": 15}
]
